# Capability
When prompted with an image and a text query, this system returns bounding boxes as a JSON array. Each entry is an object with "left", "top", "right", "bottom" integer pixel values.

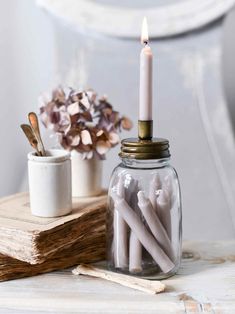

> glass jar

[{"left": 107, "top": 138, "right": 182, "bottom": 279}]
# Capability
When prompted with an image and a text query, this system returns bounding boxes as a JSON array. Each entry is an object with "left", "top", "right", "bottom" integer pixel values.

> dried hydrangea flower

[
  {"left": 39, "top": 87, "right": 132, "bottom": 159},
  {"left": 96, "top": 140, "right": 111, "bottom": 155}
]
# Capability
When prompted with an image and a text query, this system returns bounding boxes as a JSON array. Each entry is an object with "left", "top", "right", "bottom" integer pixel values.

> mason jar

[{"left": 107, "top": 137, "right": 182, "bottom": 279}]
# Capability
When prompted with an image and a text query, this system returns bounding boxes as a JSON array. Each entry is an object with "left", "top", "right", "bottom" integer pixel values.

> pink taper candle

[{"left": 139, "top": 17, "right": 153, "bottom": 121}]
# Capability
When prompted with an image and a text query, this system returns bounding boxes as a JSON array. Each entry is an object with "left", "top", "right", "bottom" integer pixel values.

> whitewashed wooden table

[{"left": 0, "top": 241, "right": 234, "bottom": 313}]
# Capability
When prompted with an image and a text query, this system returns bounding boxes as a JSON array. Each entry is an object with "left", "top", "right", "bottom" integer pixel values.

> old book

[
  {"left": 0, "top": 192, "right": 107, "bottom": 264},
  {"left": 0, "top": 226, "right": 105, "bottom": 282}
]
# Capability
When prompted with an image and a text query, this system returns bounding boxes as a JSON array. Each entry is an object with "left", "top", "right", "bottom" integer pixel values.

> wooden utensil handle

[{"left": 28, "top": 112, "right": 46, "bottom": 156}]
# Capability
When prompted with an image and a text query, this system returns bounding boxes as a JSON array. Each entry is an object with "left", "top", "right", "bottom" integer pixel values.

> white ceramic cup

[
  {"left": 71, "top": 150, "right": 102, "bottom": 197},
  {"left": 28, "top": 149, "right": 72, "bottom": 217}
]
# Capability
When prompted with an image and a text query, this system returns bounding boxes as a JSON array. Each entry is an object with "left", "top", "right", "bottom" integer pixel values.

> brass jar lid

[{"left": 119, "top": 137, "right": 171, "bottom": 160}]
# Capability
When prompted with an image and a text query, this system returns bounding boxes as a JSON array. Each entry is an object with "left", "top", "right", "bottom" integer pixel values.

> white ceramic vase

[
  {"left": 71, "top": 150, "right": 102, "bottom": 197},
  {"left": 28, "top": 149, "right": 72, "bottom": 217}
]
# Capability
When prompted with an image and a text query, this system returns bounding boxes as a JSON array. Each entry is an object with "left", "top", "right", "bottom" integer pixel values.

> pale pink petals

[
  {"left": 81, "top": 130, "right": 92, "bottom": 145},
  {"left": 59, "top": 111, "right": 71, "bottom": 134},
  {"left": 40, "top": 111, "right": 50, "bottom": 126},
  {"left": 58, "top": 105, "right": 66, "bottom": 112},
  {"left": 96, "top": 140, "right": 111, "bottom": 155},
  {"left": 80, "top": 94, "right": 90, "bottom": 109},
  {"left": 86, "top": 151, "right": 94, "bottom": 159},
  {"left": 70, "top": 134, "right": 80, "bottom": 146},
  {"left": 96, "top": 130, "right": 104, "bottom": 137},
  {"left": 121, "top": 117, "right": 133, "bottom": 130},
  {"left": 109, "top": 132, "right": 120, "bottom": 145},
  {"left": 100, "top": 94, "right": 108, "bottom": 102},
  {"left": 38, "top": 94, "right": 50, "bottom": 108},
  {"left": 67, "top": 102, "right": 79, "bottom": 115},
  {"left": 86, "top": 90, "right": 97, "bottom": 102},
  {"left": 39, "top": 87, "right": 132, "bottom": 159}
]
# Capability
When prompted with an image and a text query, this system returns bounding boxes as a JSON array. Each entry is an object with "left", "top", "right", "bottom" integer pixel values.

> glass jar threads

[{"left": 107, "top": 137, "right": 182, "bottom": 279}]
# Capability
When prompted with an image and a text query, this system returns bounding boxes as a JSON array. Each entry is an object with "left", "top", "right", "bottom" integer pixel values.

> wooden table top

[{"left": 0, "top": 241, "right": 234, "bottom": 313}]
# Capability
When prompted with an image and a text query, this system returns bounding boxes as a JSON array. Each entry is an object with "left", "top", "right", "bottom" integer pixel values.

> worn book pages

[
  {"left": 0, "top": 192, "right": 107, "bottom": 264},
  {"left": 0, "top": 226, "right": 105, "bottom": 282}
]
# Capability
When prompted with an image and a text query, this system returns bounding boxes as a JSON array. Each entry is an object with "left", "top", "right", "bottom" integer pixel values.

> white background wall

[
  {"left": 0, "top": 0, "right": 55, "bottom": 196},
  {"left": 0, "top": 0, "right": 235, "bottom": 241}
]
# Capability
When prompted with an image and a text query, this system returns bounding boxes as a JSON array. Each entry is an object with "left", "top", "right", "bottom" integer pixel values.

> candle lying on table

[{"left": 73, "top": 264, "right": 165, "bottom": 294}]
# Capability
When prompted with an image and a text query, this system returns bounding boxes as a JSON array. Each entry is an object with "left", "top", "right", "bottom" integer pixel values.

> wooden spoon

[
  {"left": 20, "top": 124, "right": 42, "bottom": 156},
  {"left": 28, "top": 112, "right": 46, "bottom": 156}
]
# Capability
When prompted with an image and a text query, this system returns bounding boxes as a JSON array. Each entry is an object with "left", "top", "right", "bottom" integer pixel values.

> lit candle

[{"left": 139, "top": 17, "right": 153, "bottom": 121}]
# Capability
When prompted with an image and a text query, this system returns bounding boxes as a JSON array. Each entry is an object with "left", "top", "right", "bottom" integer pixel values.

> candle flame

[{"left": 141, "top": 17, "right": 148, "bottom": 44}]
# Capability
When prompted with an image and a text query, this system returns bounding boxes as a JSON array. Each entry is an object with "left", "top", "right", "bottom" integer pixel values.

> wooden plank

[{"left": 0, "top": 241, "right": 234, "bottom": 313}]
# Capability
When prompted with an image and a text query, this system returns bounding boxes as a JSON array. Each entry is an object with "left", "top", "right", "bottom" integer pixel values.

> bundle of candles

[{"left": 111, "top": 173, "right": 175, "bottom": 274}]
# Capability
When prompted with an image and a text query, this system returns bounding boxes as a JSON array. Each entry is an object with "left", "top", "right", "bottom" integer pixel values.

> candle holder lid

[{"left": 119, "top": 137, "right": 170, "bottom": 160}]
